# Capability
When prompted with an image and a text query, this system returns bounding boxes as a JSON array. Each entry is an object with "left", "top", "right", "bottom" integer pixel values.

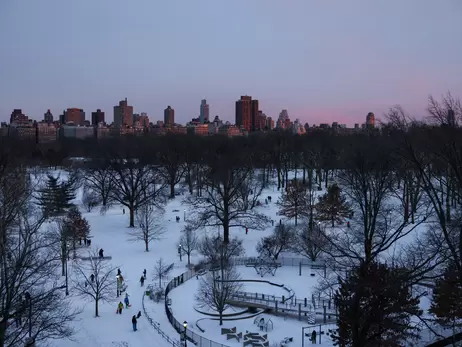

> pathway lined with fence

[{"left": 163, "top": 256, "right": 332, "bottom": 347}]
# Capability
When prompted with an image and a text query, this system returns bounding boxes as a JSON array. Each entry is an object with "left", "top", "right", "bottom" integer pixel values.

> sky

[{"left": 1, "top": 0, "right": 461, "bottom": 126}]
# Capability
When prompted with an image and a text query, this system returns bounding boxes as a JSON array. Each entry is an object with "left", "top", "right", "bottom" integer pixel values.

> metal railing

[
  {"left": 163, "top": 256, "right": 329, "bottom": 347},
  {"left": 165, "top": 268, "right": 234, "bottom": 347},
  {"left": 230, "top": 256, "right": 326, "bottom": 268},
  {"left": 141, "top": 288, "right": 180, "bottom": 346}
]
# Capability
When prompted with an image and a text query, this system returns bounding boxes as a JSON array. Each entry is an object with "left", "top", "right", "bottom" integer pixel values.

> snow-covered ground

[{"left": 38, "top": 170, "right": 435, "bottom": 347}]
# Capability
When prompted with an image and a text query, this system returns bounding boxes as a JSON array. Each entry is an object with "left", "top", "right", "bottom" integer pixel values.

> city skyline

[{"left": 1, "top": 0, "right": 461, "bottom": 124}]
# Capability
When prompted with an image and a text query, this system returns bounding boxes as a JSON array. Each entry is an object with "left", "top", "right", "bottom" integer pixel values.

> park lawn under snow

[
  {"left": 51, "top": 183, "right": 291, "bottom": 347},
  {"left": 41, "top": 169, "right": 435, "bottom": 347}
]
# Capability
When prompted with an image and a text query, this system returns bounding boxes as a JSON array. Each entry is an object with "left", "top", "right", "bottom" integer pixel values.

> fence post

[
  {"left": 298, "top": 303, "right": 301, "bottom": 321},
  {"left": 275, "top": 301, "right": 278, "bottom": 313}
]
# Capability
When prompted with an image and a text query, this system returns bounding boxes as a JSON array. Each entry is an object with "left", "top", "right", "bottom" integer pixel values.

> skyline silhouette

[{"left": 1, "top": 0, "right": 461, "bottom": 125}]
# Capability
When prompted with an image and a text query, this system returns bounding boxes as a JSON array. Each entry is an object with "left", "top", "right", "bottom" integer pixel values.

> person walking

[
  {"left": 132, "top": 315, "right": 137, "bottom": 331},
  {"left": 117, "top": 302, "right": 124, "bottom": 314},
  {"left": 140, "top": 275, "right": 145, "bottom": 287},
  {"left": 311, "top": 330, "right": 317, "bottom": 344},
  {"left": 124, "top": 293, "right": 130, "bottom": 308},
  {"left": 99, "top": 248, "right": 104, "bottom": 258}
]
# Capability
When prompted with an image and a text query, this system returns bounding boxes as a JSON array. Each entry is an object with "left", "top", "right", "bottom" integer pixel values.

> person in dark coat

[
  {"left": 117, "top": 268, "right": 121, "bottom": 276},
  {"left": 311, "top": 330, "right": 317, "bottom": 344},
  {"left": 137, "top": 311, "right": 141, "bottom": 319},
  {"left": 117, "top": 302, "right": 123, "bottom": 314},
  {"left": 132, "top": 315, "right": 137, "bottom": 331},
  {"left": 143, "top": 269, "right": 146, "bottom": 279},
  {"left": 140, "top": 276, "right": 145, "bottom": 286},
  {"left": 90, "top": 274, "right": 95, "bottom": 283},
  {"left": 99, "top": 248, "right": 104, "bottom": 258}
]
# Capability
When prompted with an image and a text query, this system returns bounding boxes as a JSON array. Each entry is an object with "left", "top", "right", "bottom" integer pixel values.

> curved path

[{"left": 164, "top": 258, "right": 333, "bottom": 347}]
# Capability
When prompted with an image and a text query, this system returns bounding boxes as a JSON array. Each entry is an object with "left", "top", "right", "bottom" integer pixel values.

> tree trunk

[
  {"left": 95, "top": 298, "right": 99, "bottom": 317},
  {"left": 219, "top": 311, "right": 223, "bottom": 326},
  {"left": 223, "top": 222, "right": 230, "bottom": 244},
  {"left": 170, "top": 182, "right": 175, "bottom": 199},
  {"left": 145, "top": 239, "right": 149, "bottom": 252},
  {"left": 187, "top": 252, "right": 191, "bottom": 266},
  {"left": 0, "top": 319, "right": 7, "bottom": 347},
  {"left": 331, "top": 217, "right": 335, "bottom": 227},
  {"left": 129, "top": 206, "right": 135, "bottom": 227}
]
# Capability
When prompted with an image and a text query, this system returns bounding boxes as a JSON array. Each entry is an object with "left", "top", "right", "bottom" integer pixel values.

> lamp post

[
  {"left": 302, "top": 326, "right": 308, "bottom": 347},
  {"left": 183, "top": 321, "right": 188, "bottom": 347},
  {"left": 65, "top": 246, "right": 69, "bottom": 296},
  {"left": 178, "top": 245, "right": 182, "bottom": 262},
  {"left": 116, "top": 275, "right": 120, "bottom": 297}
]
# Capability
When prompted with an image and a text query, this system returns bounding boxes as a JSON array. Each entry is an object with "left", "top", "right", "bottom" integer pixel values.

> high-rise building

[
  {"left": 60, "top": 108, "right": 85, "bottom": 125},
  {"left": 114, "top": 98, "right": 134, "bottom": 127},
  {"left": 199, "top": 99, "right": 209, "bottom": 124},
  {"left": 91, "top": 109, "right": 105, "bottom": 126},
  {"left": 366, "top": 112, "right": 375, "bottom": 128},
  {"left": 10, "top": 109, "right": 30, "bottom": 126},
  {"left": 235, "top": 96, "right": 259, "bottom": 132},
  {"left": 44, "top": 109, "right": 53, "bottom": 124},
  {"left": 164, "top": 106, "right": 175, "bottom": 126}
]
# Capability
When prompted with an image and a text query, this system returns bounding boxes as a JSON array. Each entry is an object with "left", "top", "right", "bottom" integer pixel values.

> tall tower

[
  {"left": 164, "top": 106, "right": 175, "bottom": 126},
  {"left": 114, "top": 98, "right": 133, "bottom": 127},
  {"left": 44, "top": 109, "right": 53, "bottom": 124},
  {"left": 366, "top": 112, "right": 375, "bottom": 129},
  {"left": 199, "top": 99, "right": 209, "bottom": 124},
  {"left": 235, "top": 96, "right": 259, "bottom": 132}
]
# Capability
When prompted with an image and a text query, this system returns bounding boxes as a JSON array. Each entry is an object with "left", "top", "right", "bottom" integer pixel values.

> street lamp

[
  {"left": 65, "top": 248, "right": 69, "bottom": 296},
  {"left": 116, "top": 275, "right": 120, "bottom": 297},
  {"left": 183, "top": 321, "right": 188, "bottom": 347},
  {"left": 178, "top": 245, "right": 182, "bottom": 262}
]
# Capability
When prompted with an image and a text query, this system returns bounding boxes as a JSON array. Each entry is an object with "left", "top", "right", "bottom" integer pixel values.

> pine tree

[
  {"left": 331, "top": 262, "right": 422, "bottom": 347},
  {"left": 430, "top": 262, "right": 462, "bottom": 332},
  {"left": 37, "top": 175, "right": 76, "bottom": 216},
  {"left": 315, "top": 184, "right": 351, "bottom": 227},
  {"left": 62, "top": 206, "right": 91, "bottom": 258}
]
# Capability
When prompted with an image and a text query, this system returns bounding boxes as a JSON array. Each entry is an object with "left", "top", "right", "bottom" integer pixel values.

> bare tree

[
  {"left": 427, "top": 92, "right": 462, "bottom": 126},
  {"left": 81, "top": 184, "right": 100, "bottom": 212},
  {"left": 187, "top": 163, "right": 270, "bottom": 244},
  {"left": 156, "top": 135, "right": 187, "bottom": 199},
  {"left": 236, "top": 172, "right": 265, "bottom": 211},
  {"left": 84, "top": 164, "right": 114, "bottom": 207},
  {"left": 277, "top": 179, "right": 309, "bottom": 226},
  {"left": 329, "top": 145, "right": 430, "bottom": 267},
  {"left": 256, "top": 224, "right": 295, "bottom": 260},
  {"left": 108, "top": 160, "right": 166, "bottom": 227},
  {"left": 178, "top": 224, "right": 199, "bottom": 266},
  {"left": 293, "top": 221, "right": 329, "bottom": 262},
  {"left": 0, "top": 198, "right": 79, "bottom": 346},
  {"left": 198, "top": 235, "right": 245, "bottom": 268},
  {"left": 195, "top": 265, "right": 243, "bottom": 325},
  {"left": 73, "top": 249, "right": 117, "bottom": 317},
  {"left": 128, "top": 205, "right": 166, "bottom": 251},
  {"left": 152, "top": 258, "right": 174, "bottom": 288}
]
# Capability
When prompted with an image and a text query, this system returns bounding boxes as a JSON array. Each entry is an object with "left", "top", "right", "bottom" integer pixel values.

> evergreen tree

[
  {"left": 37, "top": 175, "right": 75, "bottom": 216},
  {"left": 315, "top": 184, "right": 351, "bottom": 227},
  {"left": 62, "top": 206, "right": 90, "bottom": 258},
  {"left": 430, "top": 262, "right": 462, "bottom": 333},
  {"left": 331, "top": 262, "right": 421, "bottom": 347}
]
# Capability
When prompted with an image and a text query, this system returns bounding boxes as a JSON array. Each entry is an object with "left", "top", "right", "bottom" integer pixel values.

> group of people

[{"left": 114, "top": 268, "right": 148, "bottom": 332}]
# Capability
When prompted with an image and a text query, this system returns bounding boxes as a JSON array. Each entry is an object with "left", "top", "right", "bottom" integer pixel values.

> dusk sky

[{"left": 1, "top": 0, "right": 461, "bottom": 125}]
